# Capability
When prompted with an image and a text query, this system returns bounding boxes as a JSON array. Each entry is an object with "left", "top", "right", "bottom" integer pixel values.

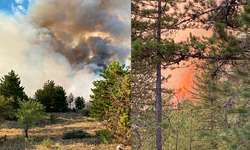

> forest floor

[{"left": 0, "top": 112, "right": 131, "bottom": 150}]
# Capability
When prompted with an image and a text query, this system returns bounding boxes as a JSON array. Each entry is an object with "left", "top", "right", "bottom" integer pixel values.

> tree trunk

[
  {"left": 156, "top": 0, "right": 162, "bottom": 150},
  {"left": 190, "top": 111, "right": 192, "bottom": 150},
  {"left": 25, "top": 126, "right": 28, "bottom": 138},
  {"left": 156, "top": 64, "right": 162, "bottom": 150},
  {"left": 176, "top": 132, "right": 179, "bottom": 150}
]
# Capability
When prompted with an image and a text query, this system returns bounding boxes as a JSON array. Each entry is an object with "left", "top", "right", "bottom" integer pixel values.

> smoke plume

[{"left": 0, "top": 0, "right": 131, "bottom": 101}]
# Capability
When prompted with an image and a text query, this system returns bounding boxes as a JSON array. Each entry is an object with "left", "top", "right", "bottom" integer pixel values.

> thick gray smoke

[
  {"left": 0, "top": 0, "right": 130, "bottom": 101},
  {"left": 28, "top": 0, "right": 130, "bottom": 69}
]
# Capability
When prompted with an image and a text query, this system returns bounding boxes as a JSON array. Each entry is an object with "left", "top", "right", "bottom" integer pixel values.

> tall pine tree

[
  {"left": 34, "top": 80, "right": 68, "bottom": 112},
  {"left": 105, "top": 73, "right": 131, "bottom": 146},
  {"left": 89, "top": 60, "right": 128, "bottom": 120},
  {"left": 0, "top": 70, "right": 28, "bottom": 109}
]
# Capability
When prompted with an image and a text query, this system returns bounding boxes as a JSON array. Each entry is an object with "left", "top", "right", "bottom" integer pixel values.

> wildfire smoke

[{"left": 0, "top": 0, "right": 130, "bottom": 101}]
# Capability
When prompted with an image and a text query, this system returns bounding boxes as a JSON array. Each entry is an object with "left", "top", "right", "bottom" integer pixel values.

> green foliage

[
  {"left": 34, "top": 80, "right": 68, "bottom": 112},
  {"left": 88, "top": 60, "right": 131, "bottom": 145},
  {"left": 105, "top": 73, "right": 131, "bottom": 146},
  {"left": 16, "top": 99, "right": 46, "bottom": 138},
  {"left": 0, "top": 96, "right": 15, "bottom": 121},
  {"left": 95, "top": 129, "right": 112, "bottom": 144},
  {"left": 58, "top": 147, "right": 63, "bottom": 150},
  {"left": 89, "top": 60, "right": 128, "bottom": 120},
  {"left": 3, "top": 135, "right": 8, "bottom": 141},
  {"left": 0, "top": 70, "right": 28, "bottom": 109},
  {"left": 86, "top": 119, "right": 95, "bottom": 122},
  {"left": 62, "top": 130, "right": 91, "bottom": 139},
  {"left": 132, "top": 0, "right": 250, "bottom": 149},
  {"left": 24, "top": 136, "right": 33, "bottom": 142},
  {"left": 241, "top": 3, "right": 250, "bottom": 26},
  {"left": 33, "top": 136, "right": 44, "bottom": 142},
  {"left": 75, "top": 96, "right": 85, "bottom": 110},
  {"left": 82, "top": 108, "right": 90, "bottom": 117},
  {"left": 214, "top": 22, "right": 227, "bottom": 40},
  {"left": 50, "top": 114, "right": 57, "bottom": 124},
  {"left": 42, "top": 138, "right": 52, "bottom": 148}
]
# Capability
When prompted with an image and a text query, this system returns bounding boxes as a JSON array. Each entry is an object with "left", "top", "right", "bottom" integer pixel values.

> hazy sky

[{"left": 0, "top": 0, "right": 131, "bottom": 101}]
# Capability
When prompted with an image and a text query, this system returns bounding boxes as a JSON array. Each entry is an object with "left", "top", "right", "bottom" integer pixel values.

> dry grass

[{"left": 0, "top": 112, "right": 131, "bottom": 150}]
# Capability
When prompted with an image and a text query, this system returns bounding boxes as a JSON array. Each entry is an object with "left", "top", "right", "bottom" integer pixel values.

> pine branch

[
  {"left": 162, "top": 2, "right": 248, "bottom": 33},
  {"left": 173, "top": 52, "right": 250, "bottom": 60}
]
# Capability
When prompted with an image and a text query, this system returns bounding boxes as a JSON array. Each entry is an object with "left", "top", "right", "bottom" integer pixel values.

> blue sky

[{"left": 0, "top": 0, "right": 30, "bottom": 16}]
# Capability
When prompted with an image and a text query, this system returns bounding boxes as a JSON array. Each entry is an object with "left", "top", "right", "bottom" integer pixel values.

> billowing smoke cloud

[{"left": 0, "top": 0, "right": 130, "bottom": 101}]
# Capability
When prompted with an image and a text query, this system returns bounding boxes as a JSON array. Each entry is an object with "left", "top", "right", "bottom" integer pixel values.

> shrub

[
  {"left": 82, "top": 108, "right": 90, "bottom": 117},
  {"left": 16, "top": 99, "right": 46, "bottom": 138},
  {"left": 34, "top": 136, "right": 44, "bottom": 142},
  {"left": 35, "top": 118, "right": 47, "bottom": 125},
  {"left": 3, "top": 135, "right": 8, "bottom": 141},
  {"left": 86, "top": 119, "right": 95, "bottom": 122},
  {"left": 62, "top": 130, "right": 91, "bottom": 139},
  {"left": 50, "top": 114, "right": 57, "bottom": 124},
  {"left": 95, "top": 129, "right": 113, "bottom": 144},
  {"left": 42, "top": 138, "right": 52, "bottom": 148},
  {"left": 58, "top": 147, "right": 63, "bottom": 150}
]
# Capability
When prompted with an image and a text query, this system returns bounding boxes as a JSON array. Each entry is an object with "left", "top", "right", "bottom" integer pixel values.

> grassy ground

[{"left": 0, "top": 112, "right": 131, "bottom": 150}]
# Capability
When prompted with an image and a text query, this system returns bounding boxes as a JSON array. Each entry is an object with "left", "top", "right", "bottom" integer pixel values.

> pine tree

[
  {"left": 0, "top": 70, "right": 28, "bottom": 109},
  {"left": 75, "top": 96, "right": 85, "bottom": 110},
  {"left": 34, "top": 80, "right": 68, "bottom": 112},
  {"left": 0, "top": 96, "right": 15, "bottom": 121},
  {"left": 105, "top": 73, "right": 131, "bottom": 146},
  {"left": 132, "top": 0, "right": 250, "bottom": 149},
  {"left": 189, "top": 66, "right": 228, "bottom": 149},
  {"left": 132, "top": 0, "right": 191, "bottom": 149},
  {"left": 16, "top": 99, "right": 46, "bottom": 138},
  {"left": 89, "top": 60, "right": 128, "bottom": 120}
]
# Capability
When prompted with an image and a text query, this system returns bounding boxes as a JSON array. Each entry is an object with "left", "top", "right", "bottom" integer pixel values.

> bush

[
  {"left": 95, "top": 129, "right": 113, "bottom": 144},
  {"left": 82, "top": 108, "right": 90, "bottom": 117},
  {"left": 33, "top": 136, "right": 44, "bottom": 142},
  {"left": 42, "top": 138, "right": 52, "bottom": 148},
  {"left": 16, "top": 99, "right": 46, "bottom": 138},
  {"left": 35, "top": 118, "right": 47, "bottom": 125},
  {"left": 86, "top": 119, "right": 95, "bottom": 122},
  {"left": 58, "top": 147, "right": 63, "bottom": 150},
  {"left": 3, "top": 135, "right": 8, "bottom": 141},
  {"left": 62, "top": 130, "right": 91, "bottom": 139},
  {"left": 50, "top": 114, "right": 57, "bottom": 124}
]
